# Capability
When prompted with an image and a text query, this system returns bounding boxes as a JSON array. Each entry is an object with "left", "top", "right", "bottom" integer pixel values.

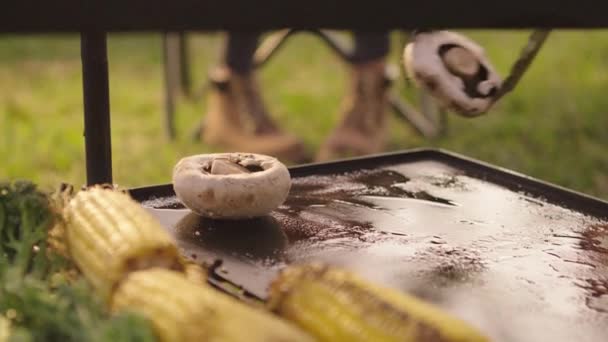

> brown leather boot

[
  {"left": 317, "top": 59, "right": 390, "bottom": 161},
  {"left": 202, "top": 67, "right": 311, "bottom": 164}
]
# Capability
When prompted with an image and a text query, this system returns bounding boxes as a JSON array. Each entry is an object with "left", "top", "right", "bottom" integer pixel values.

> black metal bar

[
  {"left": 81, "top": 31, "right": 113, "bottom": 186},
  {"left": 2, "top": 1, "right": 608, "bottom": 32}
]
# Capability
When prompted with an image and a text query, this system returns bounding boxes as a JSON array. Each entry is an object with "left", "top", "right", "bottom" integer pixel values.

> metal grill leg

[{"left": 81, "top": 31, "right": 113, "bottom": 186}]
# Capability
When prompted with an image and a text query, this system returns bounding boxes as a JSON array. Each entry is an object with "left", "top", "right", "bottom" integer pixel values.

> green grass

[{"left": 0, "top": 31, "right": 607, "bottom": 199}]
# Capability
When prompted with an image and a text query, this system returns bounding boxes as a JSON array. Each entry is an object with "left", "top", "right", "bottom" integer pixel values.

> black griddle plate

[{"left": 130, "top": 148, "right": 608, "bottom": 342}]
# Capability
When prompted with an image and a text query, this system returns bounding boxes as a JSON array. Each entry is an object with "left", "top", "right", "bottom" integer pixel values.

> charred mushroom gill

[
  {"left": 404, "top": 31, "right": 502, "bottom": 117},
  {"left": 172, "top": 153, "right": 291, "bottom": 219}
]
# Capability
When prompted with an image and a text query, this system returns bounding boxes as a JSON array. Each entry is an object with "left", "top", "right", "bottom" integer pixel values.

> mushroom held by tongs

[
  {"left": 172, "top": 153, "right": 291, "bottom": 219},
  {"left": 404, "top": 29, "right": 551, "bottom": 117},
  {"left": 404, "top": 30, "right": 502, "bottom": 116}
]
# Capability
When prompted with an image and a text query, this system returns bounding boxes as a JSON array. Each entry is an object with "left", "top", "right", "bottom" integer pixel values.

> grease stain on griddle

[
  {"left": 272, "top": 169, "right": 458, "bottom": 242},
  {"left": 578, "top": 278, "right": 608, "bottom": 313},
  {"left": 427, "top": 174, "right": 470, "bottom": 190},
  {"left": 580, "top": 224, "right": 608, "bottom": 255},
  {"left": 419, "top": 246, "right": 486, "bottom": 286},
  {"left": 587, "top": 295, "right": 608, "bottom": 313},
  {"left": 281, "top": 169, "right": 457, "bottom": 212}
]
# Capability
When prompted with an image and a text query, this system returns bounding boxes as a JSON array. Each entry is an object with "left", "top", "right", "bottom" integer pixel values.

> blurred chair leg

[
  {"left": 313, "top": 30, "right": 353, "bottom": 62},
  {"left": 254, "top": 29, "right": 295, "bottom": 68},
  {"left": 163, "top": 32, "right": 181, "bottom": 140},
  {"left": 388, "top": 91, "right": 440, "bottom": 139},
  {"left": 191, "top": 120, "right": 205, "bottom": 142},
  {"left": 255, "top": 29, "right": 354, "bottom": 68},
  {"left": 384, "top": 62, "right": 440, "bottom": 139},
  {"left": 419, "top": 90, "right": 447, "bottom": 137},
  {"left": 178, "top": 32, "right": 192, "bottom": 97}
]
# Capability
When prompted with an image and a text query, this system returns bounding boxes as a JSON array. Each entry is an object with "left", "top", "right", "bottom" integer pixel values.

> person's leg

[
  {"left": 203, "top": 31, "right": 310, "bottom": 163},
  {"left": 350, "top": 32, "right": 390, "bottom": 65},
  {"left": 223, "top": 31, "right": 259, "bottom": 74},
  {"left": 221, "top": 31, "right": 279, "bottom": 133},
  {"left": 317, "top": 31, "right": 391, "bottom": 161}
]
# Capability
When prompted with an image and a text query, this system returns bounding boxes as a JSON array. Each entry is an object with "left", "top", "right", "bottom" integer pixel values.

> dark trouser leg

[
  {"left": 223, "top": 31, "right": 261, "bottom": 74},
  {"left": 351, "top": 31, "right": 391, "bottom": 64}
]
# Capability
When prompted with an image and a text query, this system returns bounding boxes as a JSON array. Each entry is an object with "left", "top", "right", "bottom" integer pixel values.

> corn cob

[
  {"left": 181, "top": 257, "right": 208, "bottom": 285},
  {"left": 0, "top": 316, "right": 9, "bottom": 342},
  {"left": 268, "top": 263, "right": 489, "bottom": 342},
  {"left": 112, "top": 268, "right": 313, "bottom": 342},
  {"left": 63, "top": 187, "right": 184, "bottom": 300}
]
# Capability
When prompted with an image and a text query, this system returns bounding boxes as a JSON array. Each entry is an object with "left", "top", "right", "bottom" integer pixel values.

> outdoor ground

[{"left": 1, "top": 30, "right": 607, "bottom": 199}]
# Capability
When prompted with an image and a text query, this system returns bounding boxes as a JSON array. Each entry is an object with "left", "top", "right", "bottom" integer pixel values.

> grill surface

[{"left": 131, "top": 149, "right": 608, "bottom": 342}]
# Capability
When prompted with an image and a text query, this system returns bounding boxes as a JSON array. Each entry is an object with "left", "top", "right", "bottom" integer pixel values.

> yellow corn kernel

[
  {"left": 268, "top": 263, "right": 489, "bottom": 342},
  {"left": 181, "top": 257, "right": 207, "bottom": 285},
  {"left": 63, "top": 187, "right": 183, "bottom": 300},
  {"left": 0, "top": 316, "right": 10, "bottom": 342},
  {"left": 112, "top": 268, "right": 313, "bottom": 342}
]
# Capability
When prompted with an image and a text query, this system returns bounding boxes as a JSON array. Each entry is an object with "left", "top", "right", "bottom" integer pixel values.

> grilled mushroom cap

[
  {"left": 404, "top": 31, "right": 502, "bottom": 117},
  {"left": 172, "top": 153, "right": 291, "bottom": 219}
]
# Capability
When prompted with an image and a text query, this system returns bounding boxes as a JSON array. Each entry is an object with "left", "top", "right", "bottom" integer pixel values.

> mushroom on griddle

[{"left": 172, "top": 153, "right": 291, "bottom": 219}]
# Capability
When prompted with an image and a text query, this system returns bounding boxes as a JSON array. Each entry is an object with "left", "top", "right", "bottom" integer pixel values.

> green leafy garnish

[{"left": 0, "top": 181, "right": 156, "bottom": 342}]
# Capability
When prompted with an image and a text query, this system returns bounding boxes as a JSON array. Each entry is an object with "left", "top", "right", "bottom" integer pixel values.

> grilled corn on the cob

[
  {"left": 63, "top": 187, "right": 184, "bottom": 299},
  {"left": 181, "top": 257, "right": 208, "bottom": 285},
  {"left": 112, "top": 268, "right": 313, "bottom": 342},
  {"left": 0, "top": 316, "right": 10, "bottom": 342},
  {"left": 268, "top": 263, "right": 489, "bottom": 342}
]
